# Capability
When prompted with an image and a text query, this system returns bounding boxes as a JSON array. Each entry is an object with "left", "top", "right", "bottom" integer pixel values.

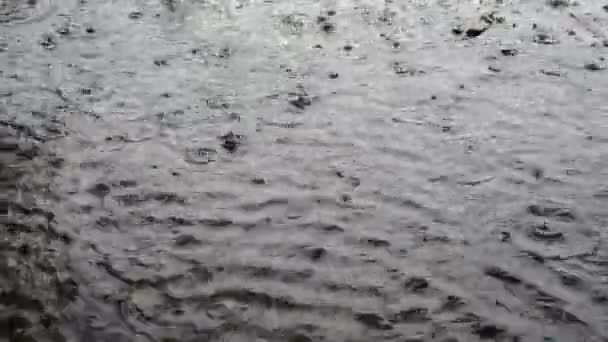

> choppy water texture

[{"left": 1, "top": 0, "right": 608, "bottom": 340}]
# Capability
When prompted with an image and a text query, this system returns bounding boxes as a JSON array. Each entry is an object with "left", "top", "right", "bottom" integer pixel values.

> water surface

[{"left": 1, "top": 0, "right": 608, "bottom": 341}]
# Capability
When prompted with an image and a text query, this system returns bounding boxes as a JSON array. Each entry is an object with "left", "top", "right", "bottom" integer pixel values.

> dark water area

[{"left": 1, "top": 0, "right": 608, "bottom": 341}]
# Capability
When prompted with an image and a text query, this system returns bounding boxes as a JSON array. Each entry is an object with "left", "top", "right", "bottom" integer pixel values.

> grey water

[{"left": 1, "top": 0, "right": 608, "bottom": 341}]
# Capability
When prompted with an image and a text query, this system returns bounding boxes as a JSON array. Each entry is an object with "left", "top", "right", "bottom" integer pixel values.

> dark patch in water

[
  {"left": 527, "top": 204, "right": 576, "bottom": 221},
  {"left": 404, "top": 277, "right": 429, "bottom": 292},
  {"left": 219, "top": 131, "right": 242, "bottom": 152},
  {"left": 390, "top": 307, "right": 430, "bottom": 323},
  {"left": 484, "top": 266, "right": 521, "bottom": 284},
  {"left": 354, "top": 312, "right": 393, "bottom": 330}
]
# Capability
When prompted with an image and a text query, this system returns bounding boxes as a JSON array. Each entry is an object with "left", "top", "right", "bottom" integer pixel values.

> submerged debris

[
  {"left": 547, "top": 0, "right": 571, "bottom": 8},
  {"left": 184, "top": 147, "right": 217, "bottom": 164},
  {"left": 466, "top": 26, "right": 487, "bottom": 38},
  {"left": 488, "top": 65, "right": 501, "bottom": 73},
  {"left": 39, "top": 34, "right": 56, "bottom": 50},
  {"left": 393, "top": 62, "right": 425, "bottom": 76},
  {"left": 500, "top": 48, "right": 518, "bottom": 56},
  {"left": 251, "top": 177, "right": 266, "bottom": 185},
  {"left": 484, "top": 266, "right": 521, "bottom": 284},
  {"left": 303, "top": 246, "right": 326, "bottom": 261},
  {"left": 219, "top": 131, "right": 242, "bottom": 152},
  {"left": 537, "top": 303, "right": 587, "bottom": 325},
  {"left": 87, "top": 183, "right": 111, "bottom": 198},
  {"left": 175, "top": 234, "right": 199, "bottom": 246},
  {"left": 320, "top": 21, "right": 335, "bottom": 33},
  {"left": 540, "top": 69, "right": 561, "bottom": 77},
  {"left": 354, "top": 312, "right": 393, "bottom": 330},
  {"left": 439, "top": 295, "right": 466, "bottom": 312},
  {"left": 288, "top": 93, "right": 311, "bottom": 108},
  {"left": 457, "top": 12, "right": 503, "bottom": 38},
  {"left": 287, "top": 86, "right": 313, "bottom": 109},
  {"left": 390, "top": 307, "right": 430, "bottom": 323},
  {"left": 216, "top": 47, "right": 231, "bottom": 58},
  {"left": 451, "top": 24, "right": 464, "bottom": 35},
  {"left": 128, "top": 11, "right": 143, "bottom": 19},
  {"left": 288, "top": 334, "right": 313, "bottom": 342},
  {"left": 531, "top": 222, "right": 564, "bottom": 241},
  {"left": 362, "top": 237, "right": 390, "bottom": 247},
  {"left": 533, "top": 33, "right": 559, "bottom": 45},
  {"left": 404, "top": 277, "right": 429, "bottom": 292},
  {"left": 527, "top": 204, "right": 576, "bottom": 221},
  {"left": 473, "top": 324, "right": 506, "bottom": 339},
  {"left": 584, "top": 62, "right": 605, "bottom": 71},
  {"left": 56, "top": 22, "right": 73, "bottom": 35}
]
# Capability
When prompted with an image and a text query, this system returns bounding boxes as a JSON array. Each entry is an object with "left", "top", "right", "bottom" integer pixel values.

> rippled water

[{"left": 1, "top": 0, "right": 608, "bottom": 341}]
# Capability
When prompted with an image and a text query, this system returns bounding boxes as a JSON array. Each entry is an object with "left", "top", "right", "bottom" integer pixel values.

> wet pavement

[{"left": 1, "top": 0, "right": 608, "bottom": 341}]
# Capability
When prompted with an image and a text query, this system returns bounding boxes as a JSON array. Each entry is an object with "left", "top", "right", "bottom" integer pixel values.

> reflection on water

[{"left": 1, "top": 0, "right": 607, "bottom": 341}]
